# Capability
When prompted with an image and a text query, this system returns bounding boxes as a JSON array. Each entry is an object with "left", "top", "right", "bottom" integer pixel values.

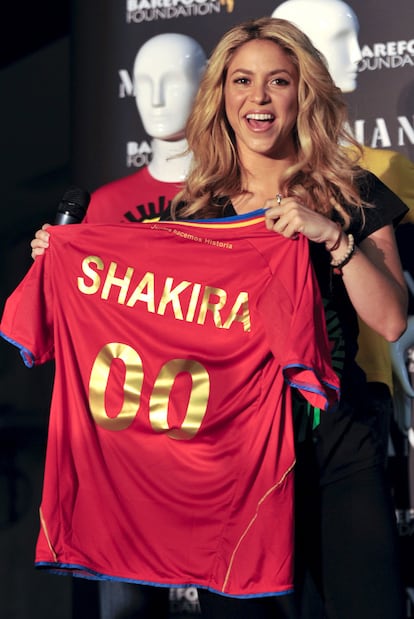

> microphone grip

[
  {"left": 54, "top": 186, "right": 91, "bottom": 225},
  {"left": 55, "top": 211, "right": 83, "bottom": 225}
]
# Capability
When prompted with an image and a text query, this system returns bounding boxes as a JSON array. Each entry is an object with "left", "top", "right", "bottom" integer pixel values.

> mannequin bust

[
  {"left": 133, "top": 32, "right": 207, "bottom": 182},
  {"left": 82, "top": 32, "right": 207, "bottom": 223},
  {"left": 272, "top": 0, "right": 361, "bottom": 92}
]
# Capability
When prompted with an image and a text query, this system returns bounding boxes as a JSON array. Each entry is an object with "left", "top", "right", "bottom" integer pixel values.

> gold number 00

[{"left": 89, "top": 342, "right": 210, "bottom": 440}]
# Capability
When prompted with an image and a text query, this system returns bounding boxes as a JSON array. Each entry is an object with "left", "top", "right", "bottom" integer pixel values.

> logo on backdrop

[
  {"left": 347, "top": 115, "right": 414, "bottom": 150},
  {"left": 126, "top": 141, "right": 152, "bottom": 168},
  {"left": 126, "top": 0, "right": 234, "bottom": 23},
  {"left": 117, "top": 74, "right": 153, "bottom": 168},
  {"left": 119, "top": 69, "right": 134, "bottom": 99},
  {"left": 358, "top": 38, "right": 414, "bottom": 72},
  {"left": 169, "top": 587, "right": 200, "bottom": 615},
  {"left": 396, "top": 510, "right": 414, "bottom": 535},
  {"left": 118, "top": 72, "right": 152, "bottom": 168}
]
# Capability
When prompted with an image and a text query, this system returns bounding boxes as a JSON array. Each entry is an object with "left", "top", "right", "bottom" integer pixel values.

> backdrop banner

[{"left": 71, "top": 0, "right": 414, "bottom": 191}]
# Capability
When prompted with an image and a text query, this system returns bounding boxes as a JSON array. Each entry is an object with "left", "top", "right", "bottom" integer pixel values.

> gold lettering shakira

[{"left": 77, "top": 256, "right": 251, "bottom": 332}]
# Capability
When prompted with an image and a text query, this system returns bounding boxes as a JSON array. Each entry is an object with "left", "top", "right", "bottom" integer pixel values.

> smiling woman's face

[{"left": 224, "top": 38, "right": 299, "bottom": 162}]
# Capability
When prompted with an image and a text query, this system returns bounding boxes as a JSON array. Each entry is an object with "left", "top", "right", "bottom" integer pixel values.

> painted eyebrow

[{"left": 228, "top": 68, "right": 293, "bottom": 78}]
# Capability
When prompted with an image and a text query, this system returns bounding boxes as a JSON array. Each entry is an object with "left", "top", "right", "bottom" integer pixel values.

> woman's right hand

[{"left": 30, "top": 223, "right": 51, "bottom": 259}]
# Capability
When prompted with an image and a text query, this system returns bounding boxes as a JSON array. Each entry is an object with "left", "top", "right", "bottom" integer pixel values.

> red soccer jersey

[
  {"left": 84, "top": 166, "right": 181, "bottom": 223},
  {"left": 0, "top": 212, "right": 339, "bottom": 597}
]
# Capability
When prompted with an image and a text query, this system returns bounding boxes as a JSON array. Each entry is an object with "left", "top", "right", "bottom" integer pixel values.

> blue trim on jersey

[
  {"left": 35, "top": 561, "right": 294, "bottom": 599},
  {"left": 283, "top": 363, "right": 340, "bottom": 412},
  {"left": 0, "top": 331, "right": 34, "bottom": 368},
  {"left": 193, "top": 208, "right": 266, "bottom": 223}
]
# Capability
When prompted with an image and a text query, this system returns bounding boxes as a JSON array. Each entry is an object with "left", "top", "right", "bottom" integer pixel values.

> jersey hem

[{"left": 34, "top": 562, "right": 294, "bottom": 599}]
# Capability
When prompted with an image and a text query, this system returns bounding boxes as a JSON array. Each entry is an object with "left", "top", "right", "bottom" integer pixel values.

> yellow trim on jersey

[{"left": 152, "top": 213, "right": 266, "bottom": 231}]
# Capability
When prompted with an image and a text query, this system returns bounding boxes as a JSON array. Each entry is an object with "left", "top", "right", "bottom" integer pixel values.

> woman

[
  {"left": 29, "top": 17, "right": 407, "bottom": 619},
  {"left": 163, "top": 17, "right": 408, "bottom": 619}
]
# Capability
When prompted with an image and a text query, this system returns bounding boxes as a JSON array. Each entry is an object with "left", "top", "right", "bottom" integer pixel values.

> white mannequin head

[
  {"left": 272, "top": 0, "right": 362, "bottom": 92},
  {"left": 133, "top": 33, "right": 207, "bottom": 141}
]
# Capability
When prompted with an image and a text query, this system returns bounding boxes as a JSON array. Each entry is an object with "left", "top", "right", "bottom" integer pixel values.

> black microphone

[{"left": 55, "top": 186, "right": 91, "bottom": 225}]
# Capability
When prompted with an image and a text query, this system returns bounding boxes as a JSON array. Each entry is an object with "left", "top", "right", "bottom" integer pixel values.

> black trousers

[
  {"left": 197, "top": 589, "right": 298, "bottom": 619},
  {"left": 294, "top": 384, "right": 406, "bottom": 619},
  {"left": 98, "top": 583, "right": 298, "bottom": 619}
]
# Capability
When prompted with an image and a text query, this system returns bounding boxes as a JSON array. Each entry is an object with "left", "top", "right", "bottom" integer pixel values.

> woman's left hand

[
  {"left": 264, "top": 196, "right": 340, "bottom": 247},
  {"left": 264, "top": 196, "right": 408, "bottom": 342}
]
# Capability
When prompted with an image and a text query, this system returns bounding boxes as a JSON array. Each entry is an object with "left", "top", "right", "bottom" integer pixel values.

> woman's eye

[
  {"left": 234, "top": 77, "right": 249, "bottom": 84},
  {"left": 272, "top": 77, "right": 289, "bottom": 86}
]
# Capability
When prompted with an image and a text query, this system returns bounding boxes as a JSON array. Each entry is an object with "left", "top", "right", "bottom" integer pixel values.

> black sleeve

[{"left": 349, "top": 171, "right": 409, "bottom": 243}]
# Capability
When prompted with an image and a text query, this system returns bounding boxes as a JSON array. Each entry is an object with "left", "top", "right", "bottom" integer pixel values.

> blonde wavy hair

[{"left": 172, "top": 16, "right": 366, "bottom": 224}]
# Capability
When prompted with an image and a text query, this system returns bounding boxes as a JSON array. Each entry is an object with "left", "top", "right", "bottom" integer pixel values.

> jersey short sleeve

[
  {"left": 254, "top": 236, "right": 338, "bottom": 411},
  {"left": 0, "top": 255, "right": 54, "bottom": 367}
]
